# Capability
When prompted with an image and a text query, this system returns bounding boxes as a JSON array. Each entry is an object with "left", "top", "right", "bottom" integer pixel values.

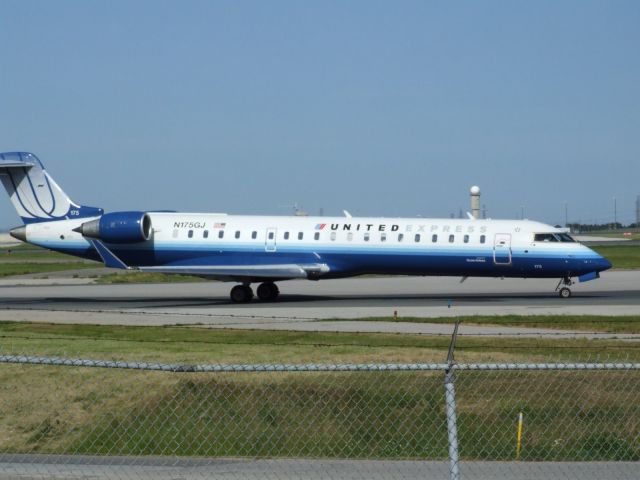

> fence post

[{"left": 444, "top": 320, "right": 461, "bottom": 480}]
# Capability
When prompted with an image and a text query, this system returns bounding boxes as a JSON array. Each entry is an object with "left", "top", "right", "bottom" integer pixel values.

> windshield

[
  {"left": 534, "top": 233, "right": 576, "bottom": 243},
  {"left": 557, "top": 233, "right": 576, "bottom": 242}
]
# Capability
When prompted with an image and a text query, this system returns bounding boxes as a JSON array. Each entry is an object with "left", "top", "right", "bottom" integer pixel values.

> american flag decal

[
  {"left": 315, "top": 223, "right": 326, "bottom": 230},
  {"left": 214, "top": 222, "right": 226, "bottom": 228}
]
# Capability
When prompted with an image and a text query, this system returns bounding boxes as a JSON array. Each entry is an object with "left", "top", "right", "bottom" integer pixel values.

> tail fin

[{"left": 0, "top": 152, "right": 102, "bottom": 224}]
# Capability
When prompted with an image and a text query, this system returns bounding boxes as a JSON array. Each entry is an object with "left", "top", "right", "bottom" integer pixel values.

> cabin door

[
  {"left": 265, "top": 228, "right": 277, "bottom": 252},
  {"left": 493, "top": 233, "right": 512, "bottom": 265}
]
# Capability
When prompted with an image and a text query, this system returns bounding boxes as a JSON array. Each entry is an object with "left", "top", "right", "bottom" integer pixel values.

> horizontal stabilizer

[
  {"left": 0, "top": 161, "right": 35, "bottom": 169},
  {"left": 89, "top": 239, "right": 129, "bottom": 270}
]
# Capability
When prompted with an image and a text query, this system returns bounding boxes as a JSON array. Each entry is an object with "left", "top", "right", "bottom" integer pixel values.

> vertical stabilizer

[{"left": 0, "top": 152, "right": 102, "bottom": 224}]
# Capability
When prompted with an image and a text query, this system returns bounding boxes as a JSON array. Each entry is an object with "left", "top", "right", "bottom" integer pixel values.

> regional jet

[{"left": 0, "top": 152, "right": 612, "bottom": 302}]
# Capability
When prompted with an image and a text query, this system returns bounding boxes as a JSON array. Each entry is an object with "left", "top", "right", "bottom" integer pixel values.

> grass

[
  {"left": 356, "top": 315, "right": 640, "bottom": 334},
  {"left": 0, "top": 244, "right": 98, "bottom": 277},
  {"left": 0, "top": 248, "right": 89, "bottom": 261},
  {"left": 68, "top": 371, "right": 451, "bottom": 459},
  {"left": 0, "top": 322, "right": 638, "bottom": 460},
  {"left": 591, "top": 245, "right": 640, "bottom": 269},
  {"left": 95, "top": 272, "right": 203, "bottom": 284},
  {"left": 0, "top": 242, "right": 40, "bottom": 251},
  {"left": 1, "top": 320, "right": 639, "bottom": 364},
  {"left": 580, "top": 230, "right": 640, "bottom": 240},
  {"left": 0, "top": 263, "right": 98, "bottom": 277},
  {"left": 1, "top": 359, "right": 638, "bottom": 460}
]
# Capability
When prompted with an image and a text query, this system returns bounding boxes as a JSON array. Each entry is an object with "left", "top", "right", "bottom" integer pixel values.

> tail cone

[{"left": 9, "top": 225, "right": 26, "bottom": 242}]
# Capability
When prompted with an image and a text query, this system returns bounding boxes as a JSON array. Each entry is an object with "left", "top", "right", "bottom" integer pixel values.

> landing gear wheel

[
  {"left": 559, "top": 287, "right": 572, "bottom": 299},
  {"left": 230, "top": 285, "right": 254, "bottom": 303},
  {"left": 257, "top": 282, "right": 280, "bottom": 301}
]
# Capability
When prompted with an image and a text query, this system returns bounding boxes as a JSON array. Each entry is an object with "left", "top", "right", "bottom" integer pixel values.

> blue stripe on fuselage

[{"left": 32, "top": 239, "right": 606, "bottom": 279}]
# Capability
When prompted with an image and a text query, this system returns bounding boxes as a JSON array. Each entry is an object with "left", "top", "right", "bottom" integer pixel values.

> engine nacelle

[{"left": 76, "top": 211, "right": 152, "bottom": 243}]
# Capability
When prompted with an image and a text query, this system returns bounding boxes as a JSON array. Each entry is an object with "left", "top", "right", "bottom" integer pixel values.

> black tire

[
  {"left": 257, "top": 282, "right": 279, "bottom": 301},
  {"left": 559, "top": 287, "right": 571, "bottom": 299},
  {"left": 230, "top": 285, "right": 253, "bottom": 303}
]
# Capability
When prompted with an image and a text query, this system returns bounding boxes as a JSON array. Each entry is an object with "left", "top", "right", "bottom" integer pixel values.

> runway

[{"left": 0, "top": 271, "right": 638, "bottom": 336}]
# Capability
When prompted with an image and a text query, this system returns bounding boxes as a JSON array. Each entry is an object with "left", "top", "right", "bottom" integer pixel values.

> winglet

[{"left": 89, "top": 239, "right": 130, "bottom": 270}]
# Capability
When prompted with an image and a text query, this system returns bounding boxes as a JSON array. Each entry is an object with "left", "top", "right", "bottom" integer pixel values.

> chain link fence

[{"left": 0, "top": 355, "right": 638, "bottom": 479}]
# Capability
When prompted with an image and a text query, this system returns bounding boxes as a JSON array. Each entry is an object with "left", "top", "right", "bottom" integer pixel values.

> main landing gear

[
  {"left": 555, "top": 277, "right": 573, "bottom": 298},
  {"left": 230, "top": 282, "right": 280, "bottom": 303}
]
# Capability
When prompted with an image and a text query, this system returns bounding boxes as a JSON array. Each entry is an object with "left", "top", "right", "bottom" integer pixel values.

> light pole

[
  {"left": 613, "top": 197, "right": 617, "bottom": 230},
  {"left": 564, "top": 202, "right": 568, "bottom": 228}
]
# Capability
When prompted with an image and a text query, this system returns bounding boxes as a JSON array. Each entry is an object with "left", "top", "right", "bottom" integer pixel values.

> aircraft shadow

[{"left": 0, "top": 292, "right": 612, "bottom": 310}]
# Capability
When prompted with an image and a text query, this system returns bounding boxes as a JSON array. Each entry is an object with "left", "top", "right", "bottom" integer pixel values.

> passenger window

[
  {"left": 172, "top": 229, "right": 179, "bottom": 239},
  {"left": 330, "top": 232, "right": 336, "bottom": 241},
  {"left": 188, "top": 230, "right": 194, "bottom": 238},
  {"left": 381, "top": 233, "right": 387, "bottom": 242},
  {"left": 298, "top": 232, "right": 304, "bottom": 240},
  {"left": 414, "top": 234, "right": 421, "bottom": 242},
  {"left": 314, "top": 232, "right": 320, "bottom": 240},
  {"left": 268, "top": 232, "right": 275, "bottom": 240},
  {"left": 449, "top": 234, "right": 454, "bottom": 243},
  {"left": 218, "top": 230, "right": 224, "bottom": 239},
  {"left": 203, "top": 230, "right": 209, "bottom": 239},
  {"left": 480, "top": 235, "right": 486, "bottom": 244},
  {"left": 464, "top": 235, "right": 469, "bottom": 243},
  {"left": 284, "top": 232, "right": 290, "bottom": 240},
  {"left": 398, "top": 233, "right": 404, "bottom": 242},
  {"left": 235, "top": 231, "right": 240, "bottom": 239},
  {"left": 432, "top": 234, "right": 437, "bottom": 243},
  {"left": 347, "top": 232, "right": 353, "bottom": 241},
  {"left": 364, "top": 232, "right": 370, "bottom": 242},
  {"left": 251, "top": 231, "right": 257, "bottom": 239}
]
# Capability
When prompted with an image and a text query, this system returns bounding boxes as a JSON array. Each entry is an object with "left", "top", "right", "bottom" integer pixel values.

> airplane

[{"left": 0, "top": 152, "right": 612, "bottom": 302}]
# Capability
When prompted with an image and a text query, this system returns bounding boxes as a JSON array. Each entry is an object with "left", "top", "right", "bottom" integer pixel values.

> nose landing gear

[
  {"left": 555, "top": 277, "right": 573, "bottom": 298},
  {"left": 230, "top": 282, "right": 280, "bottom": 303}
]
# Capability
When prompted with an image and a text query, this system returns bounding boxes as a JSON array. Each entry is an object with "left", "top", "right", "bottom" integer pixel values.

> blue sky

[{"left": 1, "top": 1, "right": 639, "bottom": 227}]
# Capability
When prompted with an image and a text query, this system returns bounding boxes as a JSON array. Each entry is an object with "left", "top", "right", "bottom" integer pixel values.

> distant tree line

[{"left": 567, "top": 222, "right": 639, "bottom": 232}]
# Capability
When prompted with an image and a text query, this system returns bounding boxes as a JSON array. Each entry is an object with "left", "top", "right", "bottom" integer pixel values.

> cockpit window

[
  {"left": 557, "top": 233, "right": 576, "bottom": 242},
  {"left": 534, "top": 233, "right": 576, "bottom": 243},
  {"left": 534, "top": 233, "right": 557, "bottom": 242}
]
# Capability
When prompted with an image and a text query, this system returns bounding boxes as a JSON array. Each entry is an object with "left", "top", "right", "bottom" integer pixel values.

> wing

[
  {"left": 137, "top": 263, "right": 329, "bottom": 282},
  {"left": 90, "top": 239, "right": 329, "bottom": 282}
]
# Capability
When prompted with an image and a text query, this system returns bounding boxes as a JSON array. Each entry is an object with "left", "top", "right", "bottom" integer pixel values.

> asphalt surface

[
  {"left": 0, "top": 455, "right": 637, "bottom": 480},
  {"left": 0, "top": 272, "right": 638, "bottom": 336}
]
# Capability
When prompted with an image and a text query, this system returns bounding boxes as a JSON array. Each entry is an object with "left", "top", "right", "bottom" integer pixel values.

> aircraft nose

[{"left": 596, "top": 255, "right": 612, "bottom": 272}]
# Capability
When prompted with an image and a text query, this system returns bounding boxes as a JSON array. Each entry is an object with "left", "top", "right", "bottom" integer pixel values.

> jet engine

[{"left": 75, "top": 211, "right": 152, "bottom": 243}]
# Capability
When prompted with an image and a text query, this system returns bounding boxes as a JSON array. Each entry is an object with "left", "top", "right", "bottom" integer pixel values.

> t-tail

[{"left": 0, "top": 152, "right": 103, "bottom": 233}]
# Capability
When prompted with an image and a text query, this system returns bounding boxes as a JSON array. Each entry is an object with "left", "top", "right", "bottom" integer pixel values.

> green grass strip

[{"left": 354, "top": 315, "right": 640, "bottom": 333}]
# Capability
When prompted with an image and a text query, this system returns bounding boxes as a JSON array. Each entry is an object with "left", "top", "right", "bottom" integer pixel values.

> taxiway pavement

[{"left": 0, "top": 272, "right": 638, "bottom": 337}]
